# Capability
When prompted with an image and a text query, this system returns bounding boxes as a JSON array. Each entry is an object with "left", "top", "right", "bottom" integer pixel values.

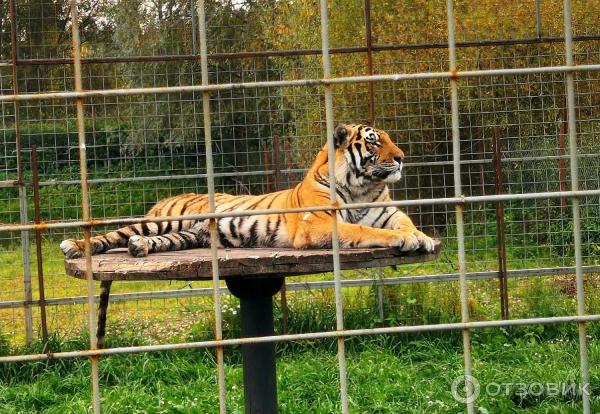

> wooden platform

[{"left": 64, "top": 240, "right": 441, "bottom": 281}]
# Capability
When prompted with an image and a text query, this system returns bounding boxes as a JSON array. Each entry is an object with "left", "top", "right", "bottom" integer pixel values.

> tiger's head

[{"left": 333, "top": 123, "right": 405, "bottom": 184}]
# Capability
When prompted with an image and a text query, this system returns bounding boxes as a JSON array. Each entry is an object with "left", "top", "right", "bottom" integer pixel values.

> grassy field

[
  {"left": 1, "top": 238, "right": 599, "bottom": 412},
  {"left": 1, "top": 198, "right": 599, "bottom": 412},
  {"left": 0, "top": 327, "right": 598, "bottom": 413},
  {"left": 0, "top": 236, "right": 591, "bottom": 345}
]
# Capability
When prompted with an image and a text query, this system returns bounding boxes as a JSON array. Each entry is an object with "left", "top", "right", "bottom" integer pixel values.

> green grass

[
  {"left": 2, "top": 236, "right": 600, "bottom": 345},
  {"left": 1, "top": 249, "right": 599, "bottom": 413},
  {"left": 0, "top": 236, "right": 600, "bottom": 345},
  {"left": 0, "top": 330, "right": 598, "bottom": 413}
]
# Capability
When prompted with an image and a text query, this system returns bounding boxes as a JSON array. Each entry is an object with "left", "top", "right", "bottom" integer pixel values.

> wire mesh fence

[{"left": 0, "top": 0, "right": 599, "bottom": 412}]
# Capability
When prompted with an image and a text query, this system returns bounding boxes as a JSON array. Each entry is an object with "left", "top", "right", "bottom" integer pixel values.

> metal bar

[
  {"left": 272, "top": 136, "right": 282, "bottom": 191},
  {"left": 30, "top": 151, "right": 600, "bottom": 188},
  {"left": 376, "top": 284, "right": 384, "bottom": 324},
  {"left": 90, "top": 105, "right": 98, "bottom": 163},
  {"left": 0, "top": 0, "right": 6, "bottom": 63},
  {"left": 6, "top": 188, "right": 600, "bottom": 233},
  {"left": 31, "top": 146, "right": 48, "bottom": 343},
  {"left": 0, "top": 180, "right": 19, "bottom": 188},
  {"left": 477, "top": 129, "right": 486, "bottom": 196},
  {"left": 3, "top": 263, "right": 600, "bottom": 310},
  {"left": 272, "top": 136, "right": 289, "bottom": 334},
  {"left": 3, "top": 34, "right": 600, "bottom": 67},
  {"left": 263, "top": 142, "right": 271, "bottom": 192},
  {"left": 3, "top": 63, "right": 600, "bottom": 103},
  {"left": 8, "top": 0, "right": 34, "bottom": 345},
  {"left": 190, "top": 0, "right": 197, "bottom": 55},
  {"left": 38, "top": 169, "right": 300, "bottom": 187},
  {"left": 535, "top": 0, "right": 542, "bottom": 39},
  {"left": 0, "top": 46, "right": 369, "bottom": 66},
  {"left": 285, "top": 139, "right": 293, "bottom": 186},
  {"left": 559, "top": 103, "right": 568, "bottom": 209},
  {"left": 364, "top": 0, "right": 375, "bottom": 125},
  {"left": 197, "top": 1, "right": 226, "bottom": 412},
  {"left": 492, "top": 127, "right": 509, "bottom": 320},
  {"left": 447, "top": 1, "right": 475, "bottom": 412},
  {"left": 563, "top": 1, "right": 590, "bottom": 412},
  {"left": 69, "top": 1, "right": 100, "bottom": 412},
  {"left": 2, "top": 314, "right": 600, "bottom": 364},
  {"left": 319, "top": 0, "right": 349, "bottom": 411}
]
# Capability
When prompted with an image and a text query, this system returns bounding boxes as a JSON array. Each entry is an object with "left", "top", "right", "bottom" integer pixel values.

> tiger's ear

[{"left": 333, "top": 124, "right": 350, "bottom": 149}]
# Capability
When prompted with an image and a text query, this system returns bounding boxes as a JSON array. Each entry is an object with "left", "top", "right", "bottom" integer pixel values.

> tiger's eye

[{"left": 365, "top": 131, "right": 378, "bottom": 143}]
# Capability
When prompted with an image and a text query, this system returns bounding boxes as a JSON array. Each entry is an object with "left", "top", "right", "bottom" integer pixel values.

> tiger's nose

[{"left": 393, "top": 155, "right": 404, "bottom": 164}]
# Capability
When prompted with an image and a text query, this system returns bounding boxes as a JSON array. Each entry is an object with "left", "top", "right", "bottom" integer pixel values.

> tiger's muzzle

[{"left": 373, "top": 161, "right": 403, "bottom": 182}]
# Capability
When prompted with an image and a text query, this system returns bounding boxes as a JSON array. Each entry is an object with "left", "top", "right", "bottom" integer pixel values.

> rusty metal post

[
  {"left": 8, "top": 0, "right": 34, "bottom": 344},
  {"left": 91, "top": 104, "right": 97, "bottom": 163},
  {"left": 364, "top": 0, "right": 375, "bottom": 125},
  {"left": 272, "top": 136, "right": 282, "bottom": 191},
  {"left": 558, "top": 103, "right": 568, "bottom": 209},
  {"left": 31, "top": 146, "right": 48, "bottom": 344},
  {"left": 285, "top": 139, "right": 293, "bottom": 186},
  {"left": 262, "top": 141, "right": 271, "bottom": 192},
  {"left": 4, "top": 34, "right": 600, "bottom": 69},
  {"left": 492, "top": 127, "right": 509, "bottom": 320},
  {"left": 272, "top": 136, "right": 289, "bottom": 334},
  {"left": 477, "top": 129, "right": 486, "bottom": 196},
  {"left": 535, "top": 0, "right": 542, "bottom": 39},
  {"left": 190, "top": 0, "right": 198, "bottom": 55},
  {"left": 375, "top": 269, "right": 385, "bottom": 326}
]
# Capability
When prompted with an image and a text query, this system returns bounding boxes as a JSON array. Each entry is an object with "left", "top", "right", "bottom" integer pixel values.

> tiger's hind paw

[
  {"left": 60, "top": 239, "right": 84, "bottom": 259},
  {"left": 128, "top": 235, "right": 149, "bottom": 258}
]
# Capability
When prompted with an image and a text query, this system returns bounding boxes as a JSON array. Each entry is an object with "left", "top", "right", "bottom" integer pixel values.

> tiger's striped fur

[{"left": 60, "top": 124, "right": 435, "bottom": 259}]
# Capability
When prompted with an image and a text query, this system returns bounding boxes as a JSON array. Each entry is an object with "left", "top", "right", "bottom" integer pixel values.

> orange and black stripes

[{"left": 61, "top": 124, "right": 435, "bottom": 259}]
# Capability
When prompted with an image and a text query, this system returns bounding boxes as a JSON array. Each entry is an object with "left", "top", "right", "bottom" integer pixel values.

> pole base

[{"left": 226, "top": 277, "right": 284, "bottom": 414}]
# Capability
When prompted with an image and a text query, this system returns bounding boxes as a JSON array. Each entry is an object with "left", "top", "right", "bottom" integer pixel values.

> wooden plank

[{"left": 64, "top": 240, "right": 441, "bottom": 281}]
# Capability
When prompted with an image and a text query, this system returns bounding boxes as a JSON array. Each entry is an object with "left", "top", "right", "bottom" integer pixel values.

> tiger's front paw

[
  {"left": 394, "top": 231, "right": 420, "bottom": 252},
  {"left": 128, "top": 235, "right": 149, "bottom": 258},
  {"left": 414, "top": 230, "right": 436, "bottom": 253},
  {"left": 60, "top": 239, "right": 84, "bottom": 259}
]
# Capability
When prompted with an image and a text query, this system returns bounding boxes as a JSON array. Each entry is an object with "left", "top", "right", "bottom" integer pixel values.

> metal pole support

[{"left": 226, "top": 277, "right": 284, "bottom": 414}]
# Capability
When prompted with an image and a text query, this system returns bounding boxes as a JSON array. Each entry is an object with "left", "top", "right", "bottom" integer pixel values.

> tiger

[{"left": 60, "top": 123, "right": 435, "bottom": 259}]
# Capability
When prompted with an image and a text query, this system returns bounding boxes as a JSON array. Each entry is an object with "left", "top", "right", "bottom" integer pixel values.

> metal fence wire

[{"left": 0, "top": 0, "right": 599, "bottom": 412}]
